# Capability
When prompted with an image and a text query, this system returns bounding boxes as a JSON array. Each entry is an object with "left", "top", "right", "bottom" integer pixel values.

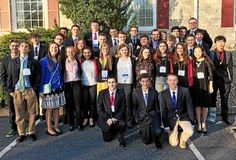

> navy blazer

[
  {"left": 133, "top": 87, "right": 160, "bottom": 122},
  {"left": 161, "top": 86, "right": 194, "bottom": 130},
  {"left": 29, "top": 44, "right": 47, "bottom": 61},
  {"left": 97, "top": 88, "right": 126, "bottom": 132}
]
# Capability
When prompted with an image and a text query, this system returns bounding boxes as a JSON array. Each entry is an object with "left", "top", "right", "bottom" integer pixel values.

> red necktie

[
  {"left": 110, "top": 92, "right": 114, "bottom": 107},
  {"left": 94, "top": 33, "right": 97, "bottom": 40}
]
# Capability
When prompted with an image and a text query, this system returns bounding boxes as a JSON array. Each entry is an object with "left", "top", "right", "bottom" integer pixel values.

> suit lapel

[
  {"left": 114, "top": 90, "right": 120, "bottom": 112},
  {"left": 104, "top": 89, "right": 112, "bottom": 115},
  {"left": 137, "top": 88, "right": 146, "bottom": 107},
  {"left": 176, "top": 87, "right": 182, "bottom": 108},
  {"left": 166, "top": 90, "right": 174, "bottom": 109}
]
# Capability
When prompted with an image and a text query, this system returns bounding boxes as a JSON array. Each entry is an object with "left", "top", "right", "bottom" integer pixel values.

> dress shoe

[
  {"left": 29, "top": 134, "right": 37, "bottom": 141},
  {"left": 179, "top": 139, "right": 186, "bottom": 149},
  {"left": 69, "top": 126, "right": 75, "bottom": 132},
  {"left": 119, "top": 142, "right": 126, "bottom": 148},
  {"left": 46, "top": 130, "right": 58, "bottom": 136},
  {"left": 77, "top": 125, "right": 84, "bottom": 131},
  {"left": 196, "top": 125, "right": 202, "bottom": 133},
  {"left": 16, "top": 135, "right": 26, "bottom": 143},
  {"left": 54, "top": 128, "right": 63, "bottom": 135},
  {"left": 202, "top": 127, "right": 207, "bottom": 134},
  {"left": 222, "top": 119, "right": 233, "bottom": 125},
  {"left": 154, "top": 140, "right": 162, "bottom": 149}
]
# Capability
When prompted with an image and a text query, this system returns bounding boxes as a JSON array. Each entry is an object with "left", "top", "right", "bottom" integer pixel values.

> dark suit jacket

[
  {"left": 126, "top": 36, "right": 141, "bottom": 54},
  {"left": 0, "top": 55, "right": 13, "bottom": 92},
  {"left": 63, "top": 37, "right": 75, "bottom": 47},
  {"left": 97, "top": 88, "right": 126, "bottom": 132},
  {"left": 133, "top": 87, "right": 160, "bottom": 122},
  {"left": 187, "top": 28, "right": 213, "bottom": 48},
  {"left": 161, "top": 86, "right": 194, "bottom": 130},
  {"left": 29, "top": 44, "right": 47, "bottom": 61},
  {"left": 7, "top": 56, "right": 41, "bottom": 93},
  {"left": 107, "top": 37, "right": 118, "bottom": 48}
]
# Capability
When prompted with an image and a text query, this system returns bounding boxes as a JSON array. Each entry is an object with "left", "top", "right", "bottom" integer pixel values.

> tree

[{"left": 58, "top": 0, "right": 132, "bottom": 34}]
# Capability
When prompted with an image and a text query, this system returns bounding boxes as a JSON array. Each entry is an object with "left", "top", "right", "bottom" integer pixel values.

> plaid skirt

[{"left": 41, "top": 88, "right": 66, "bottom": 109}]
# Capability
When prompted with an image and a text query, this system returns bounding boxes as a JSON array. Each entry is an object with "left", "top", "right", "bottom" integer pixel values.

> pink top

[{"left": 64, "top": 59, "right": 80, "bottom": 83}]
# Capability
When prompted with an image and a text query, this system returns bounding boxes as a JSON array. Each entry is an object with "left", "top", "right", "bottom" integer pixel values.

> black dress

[
  {"left": 173, "top": 61, "right": 189, "bottom": 88},
  {"left": 192, "top": 60, "right": 213, "bottom": 108}
]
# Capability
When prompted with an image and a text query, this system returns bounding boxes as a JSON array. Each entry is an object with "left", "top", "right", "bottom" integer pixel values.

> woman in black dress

[{"left": 192, "top": 45, "right": 213, "bottom": 133}]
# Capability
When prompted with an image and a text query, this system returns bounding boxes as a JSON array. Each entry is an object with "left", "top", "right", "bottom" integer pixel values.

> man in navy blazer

[
  {"left": 133, "top": 73, "right": 162, "bottom": 149},
  {"left": 97, "top": 75, "right": 126, "bottom": 147},
  {"left": 162, "top": 73, "right": 194, "bottom": 149}
]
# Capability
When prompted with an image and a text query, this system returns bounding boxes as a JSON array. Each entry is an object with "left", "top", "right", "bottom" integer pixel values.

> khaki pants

[
  {"left": 11, "top": 88, "right": 37, "bottom": 135},
  {"left": 169, "top": 120, "right": 193, "bottom": 147}
]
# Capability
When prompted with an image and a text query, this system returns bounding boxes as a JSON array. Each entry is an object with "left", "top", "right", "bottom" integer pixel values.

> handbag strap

[{"left": 48, "top": 63, "right": 59, "bottom": 84}]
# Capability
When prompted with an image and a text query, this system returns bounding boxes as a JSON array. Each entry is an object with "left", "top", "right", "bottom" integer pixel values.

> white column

[{"left": 194, "top": 0, "right": 199, "bottom": 19}]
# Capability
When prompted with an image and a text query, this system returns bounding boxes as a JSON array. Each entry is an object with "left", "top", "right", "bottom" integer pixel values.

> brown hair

[
  {"left": 172, "top": 42, "right": 189, "bottom": 64},
  {"left": 47, "top": 42, "right": 61, "bottom": 70},
  {"left": 153, "top": 41, "right": 169, "bottom": 64},
  {"left": 117, "top": 43, "right": 131, "bottom": 57},
  {"left": 137, "top": 45, "right": 152, "bottom": 62}
]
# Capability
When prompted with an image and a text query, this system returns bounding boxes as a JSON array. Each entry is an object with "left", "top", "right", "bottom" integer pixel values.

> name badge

[
  {"left": 178, "top": 70, "right": 185, "bottom": 76},
  {"left": 197, "top": 72, "right": 204, "bottom": 79},
  {"left": 140, "top": 70, "right": 147, "bottom": 74},
  {"left": 34, "top": 56, "right": 38, "bottom": 60},
  {"left": 159, "top": 66, "right": 166, "bottom": 73},
  {"left": 111, "top": 105, "right": 115, "bottom": 112},
  {"left": 23, "top": 68, "right": 31, "bottom": 76},
  {"left": 101, "top": 70, "right": 108, "bottom": 79},
  {"left": 122, "top": 73, "right": 128, "bottom": 81}
]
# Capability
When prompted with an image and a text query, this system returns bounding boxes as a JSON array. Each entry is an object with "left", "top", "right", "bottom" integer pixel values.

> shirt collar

[
  {"left": 109, "top": 88, "right": 117, "bottom": 95},
  {"left": 169, "top": 87, "right": 178, "bottom": 94}
]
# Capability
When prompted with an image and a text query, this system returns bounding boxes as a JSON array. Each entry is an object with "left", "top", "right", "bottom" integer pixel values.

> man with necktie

[
  {"left": 7, "top": 41, "right": 41, "bottom": 143},
  {"left": 29, "top": 33, "right": 47, "bottom": 61},
  {"left": 162, "top": 73, "right": 194, "bottom": 149},
  {"left": 133, "top": 73, "right": 162, "bottom": 149},
  {"left": 97, "top": 75, "right": 126, "bottom": 147}
]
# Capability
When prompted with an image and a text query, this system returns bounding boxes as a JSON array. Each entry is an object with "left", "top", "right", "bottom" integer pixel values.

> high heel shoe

[
  {"left": 46, "top": 130, "right": 58, "bottom": 136},
  {"left": 202, "top": 126, "right": 207, "bottom": 134},
  {"left": 196, "top": 124, "right": 202, "bottom": 133},
  {"left": 82, "top": 119, "right": 88, "bottom": 127},
  {"left": 54, "top": 128, "right": 62, "bottom": 135},
  {"left": 89, "top": 119, "right": 95, "bottom": 128}
]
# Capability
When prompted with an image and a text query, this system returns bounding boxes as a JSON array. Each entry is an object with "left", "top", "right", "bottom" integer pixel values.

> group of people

[{"left": 0, "top": 17, "right": 233, "bottom": 150}]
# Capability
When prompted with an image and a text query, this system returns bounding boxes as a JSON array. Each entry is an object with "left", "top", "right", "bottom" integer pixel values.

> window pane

[{"left": 15, "top": 0, "right": 43, "bottom": 29}]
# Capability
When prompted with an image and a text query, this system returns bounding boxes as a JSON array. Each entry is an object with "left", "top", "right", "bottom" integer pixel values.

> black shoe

[
  {"left": 69, "top": 126, "right": 75, "bottom": 132},
  {"left": 119, "top": 142, "right": 126, "bottom": 148},
  {"left": 154, "top": 140, "right": 162, "bottom": 149},
  {"left": 29, "top": 134, "right": 37, "bottom": 141},
  {"left": 40, "top": 115, "right": 45, "bottom": 121},
  {"left": 222, "top": 119, "right": 233, "bottom": 125},
  {"left": 54, "top": 128, "right": 63, "bottom": 135},
  {"left": 196, "top": 125, "right": 202, "bottom": 133},
  {"left": 89, "top": 124, "right": 95, "bottom": 128},
  {"left": 77, "top": 125, "right": 84, "bottom": 131},
  {"left": 16, "top": 135, "right": 26, "bottom": 143},
  {"left": 46, "top": 130, "right": 58, "bottom": 136},
  {"left": 202, "top": 127, "right": 207, "bottom": 134}
]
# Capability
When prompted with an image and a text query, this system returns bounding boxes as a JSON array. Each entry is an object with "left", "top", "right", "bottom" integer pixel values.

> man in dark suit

[
  {"left": 7, "top": 41, "right": 41, "bottom": 143},
  {"left": 59, "top": 27, "right": 69, "bottom": 39},
  {"left": 0, "top": 39, "right": 19, "bottom": 138},
  {"left": 209, "top": 36, "right": 233, "bottom": 125},
  {"left": 107, "top": 27, "right": 119, "bottom": 48},
  {"left": 185, "top": 34, "right": 196, "bottom": 57},
  {"left": 149, "top": 29, "right": 161, "bottom": 50},
  {"left": 134, "top": 34, "right": 155, "bottom": 58},
  {"left": 29, "top": 33, "right": 47, "bottom": 61},
  {"left": 195, "top": 29, "right": 210, "bottom": 54},
  {"left": 126, "top": 25, "right": 141, "bottom": 54},
  {"left": 133, "top": 73, "right": 162, "bottom": 149},
  {"left": 162, "top": 73, "right": 194, "bottom": 149},
  {"left": 54, "top": 33, "right": 66, "bottom": 61},
  {"left": 171, "top": 26, "right": 181, "bottom": 44},
  {"left": 64, "top": 24, "right": 80, "bottom": 47},
  {"left": 83, "top": 20, "right": 100, "bottom": 50},
  {"left": 97, "top": 75, "right": 126, "bottom": 147},
  {"left": 187, "top": 17, "right": 213, "bottom": 48}
]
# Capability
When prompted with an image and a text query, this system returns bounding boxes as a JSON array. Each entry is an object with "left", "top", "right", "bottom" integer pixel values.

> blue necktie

[
  {"left": 144, "top": 93, "right": 148, "bottom": 107},
  {"left": 172, "top": 91, "right": 176, "bottom": 109}
]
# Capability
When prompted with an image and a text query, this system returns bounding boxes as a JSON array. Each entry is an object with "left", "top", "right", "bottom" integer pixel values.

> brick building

[{"left": 0, "top": 0, "right": 235, "bottom": 50}]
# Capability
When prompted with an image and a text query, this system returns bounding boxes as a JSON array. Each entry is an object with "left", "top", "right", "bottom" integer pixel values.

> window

[
  {"left": 12, "top": 0, "right": 44, "bottom": 30},
  {"left": 126, "top": 0, "right": 157, "bottom": 32}
]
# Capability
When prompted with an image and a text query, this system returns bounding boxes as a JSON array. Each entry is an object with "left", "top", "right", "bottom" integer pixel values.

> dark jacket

[
  {"left": 133, "top": 87, "right": 160, "bottom": 122},
  {"left": 7, "top": 55, "right": 41, "bottom": 93},
  {"left": 97, "top": 88, "right": 126, "bottom": 132},
  {"left": 161, "top": 86, "right": 194, "bottom": 130},
  {"left": 113, "top": 57, "right": 136, "bottom": 85},
  {"left": 0, "top": 55, "right": 13, "bottom": 92},
  {"left": 29, "top": 44, "right": 47, "bottom": 61}
]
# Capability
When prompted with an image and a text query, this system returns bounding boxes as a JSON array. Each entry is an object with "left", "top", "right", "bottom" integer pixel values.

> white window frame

[
  {"left": 124, "top": 0, "right": 157, "bottom": 32},
  {"left": 11, "top": 0, "right": 45, "bottom": 32}
]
